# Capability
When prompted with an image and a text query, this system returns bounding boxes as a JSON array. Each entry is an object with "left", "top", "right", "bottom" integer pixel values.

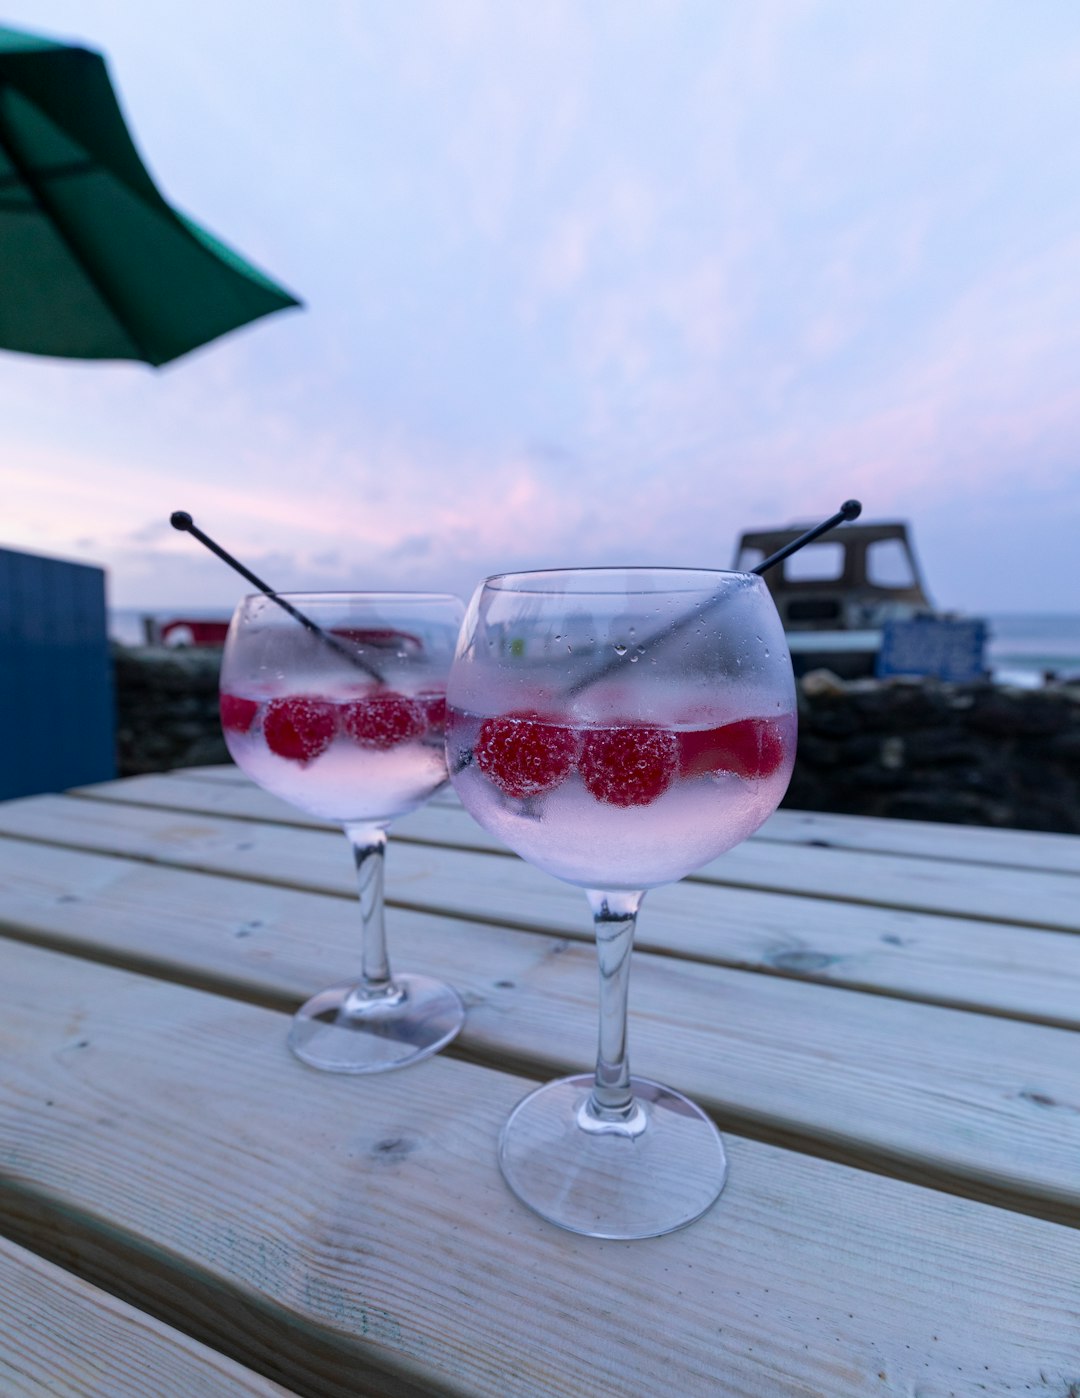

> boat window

[
  {"left": 735, "top": 546, "right": 765, "bottom": 572},
  {"left": 867, "top": 539, "right": 917, "bottom": 588},
  {"left": 784, "top": 542, "right": 844, "bottom": 581},
  {"left": 787, "top": 599, "right": 842, "bottom": 622}
]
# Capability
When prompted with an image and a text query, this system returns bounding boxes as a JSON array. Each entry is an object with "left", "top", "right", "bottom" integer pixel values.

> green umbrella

[{"left": 0, "top": 24, "right": 301, "bottom": 367}]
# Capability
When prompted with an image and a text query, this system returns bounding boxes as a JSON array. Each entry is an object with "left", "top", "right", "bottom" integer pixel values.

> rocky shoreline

[{"left": 113, "top": 646, "right": 1080, "bottom": 835}]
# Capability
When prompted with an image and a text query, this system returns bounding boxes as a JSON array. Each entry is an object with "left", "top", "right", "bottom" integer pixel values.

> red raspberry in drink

[
  {"left": 342, "top": 691, "right": 426, "bottom": 749},
  {"left": 476, "top": 711, "right": 578, "bottom": 798},
  {"left": 679, "top": 717, "right": 786, "bottom": 781},
  {"left": 219, "top": 693, "right": 258, "bottom": 734},
  {"left": 263, "top": 696, "right": 338, "bottom": 762},
  {"left": 579, "top": 724, "right": 678, "bottom": 807}
]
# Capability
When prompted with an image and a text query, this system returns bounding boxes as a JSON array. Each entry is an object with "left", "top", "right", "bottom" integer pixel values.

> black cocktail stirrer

[
  {"left": 751, "top": 498, "right": 862, "bottom": 575},
  {"left": 565, "top": 498, "right": 863, "bottom": 695},
  {"left": 169, "top": 511, "right": 382, "bottom": 681}
]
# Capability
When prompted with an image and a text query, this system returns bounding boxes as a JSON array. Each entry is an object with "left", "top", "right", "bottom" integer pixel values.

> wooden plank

[
  {"left": 2, "top": 840, "right": 1080, "bottom": 1222},
  {"left": 70, "top": 778, "right": 1080, "bottom": 933},
  {"left": 172, "top": 764, "right": 250, "bottom": 783},
  {"left": 8, "top": 794, "right": 1078, "bottom": 989},
  {"left": 6, "top": 795, "right": 1080, "bottom": 997},
  {"left": 0, "top": 939, "right": 1076, "bottom": 1398},
  {"left": 116, "top": 768, "right": 1080, "bottom": 874},
  {"left": 0, "top": 1234, "right": 296, "bottom": 1396},
  {"left": 1, "top": 827, "right": 1079, "bottom": 1034},
  {"left": 763, "top": 804, "right": 1080, "bottom": 874}
]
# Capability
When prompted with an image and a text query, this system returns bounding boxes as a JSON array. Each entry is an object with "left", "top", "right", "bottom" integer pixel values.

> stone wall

[
  {"left": 113, "top": 646, "right": 229, "bottom": 776},
  {"left": 112, "top": 647, "right": 1080, "bottom": 835},
  {"left": 787, "top": 671, "right": 1080, "bottom": 834}
]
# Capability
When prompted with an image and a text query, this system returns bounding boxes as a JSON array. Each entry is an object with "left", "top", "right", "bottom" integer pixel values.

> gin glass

[
  {"left": 221, "top": 592, "right": 466, "bottom": 1072},
  {"left": 446, "top": 568, "right": 796, "bottom": 1237}
]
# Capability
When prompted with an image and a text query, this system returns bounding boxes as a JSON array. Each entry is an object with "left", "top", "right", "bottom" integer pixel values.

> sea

[{"left": 108, "top": 607, "right": 1080, "bottom": 688}]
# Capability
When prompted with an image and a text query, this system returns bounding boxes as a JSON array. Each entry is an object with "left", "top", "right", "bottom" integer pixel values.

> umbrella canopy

[{"left": 0, "top": 25, "right": 301, "bottom": 366}]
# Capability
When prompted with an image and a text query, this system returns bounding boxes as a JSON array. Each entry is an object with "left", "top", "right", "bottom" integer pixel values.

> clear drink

[
  {"left": 447, "top": 707, "right": 795, "bottom": 888},
  {"left": 222, "top": 684, "right": 448, "bottom": 822}
]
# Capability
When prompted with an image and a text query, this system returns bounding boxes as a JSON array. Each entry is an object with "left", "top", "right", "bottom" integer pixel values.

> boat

[{"left": 733, "top": 520, "right": 986, "bottom": 681}]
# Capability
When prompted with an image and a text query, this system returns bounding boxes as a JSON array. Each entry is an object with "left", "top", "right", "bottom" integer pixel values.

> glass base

[
  {"left": 498, "top": 1074, "right": 728, "bottom": 1239},
  {"left": 287, "top": 972, "right": 465, "bottom": 1073}
]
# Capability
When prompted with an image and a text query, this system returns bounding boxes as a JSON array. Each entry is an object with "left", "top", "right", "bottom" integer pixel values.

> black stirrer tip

[
  {"left": 752, "top": 499, "right": 863, "bottom": 576},
  {"left": 168, "top": 510, "right": 381, "bottom": 680}
]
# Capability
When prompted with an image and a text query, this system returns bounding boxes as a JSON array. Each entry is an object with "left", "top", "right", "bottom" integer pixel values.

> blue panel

[
  {"left": 876, "top": 617, "right": 988, "bottom": 684},
  {"left": 0, "top": 547, "right": 116, "bottom": 799}
]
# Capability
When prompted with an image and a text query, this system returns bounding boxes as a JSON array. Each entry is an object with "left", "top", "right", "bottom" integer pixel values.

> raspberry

[
  {"left": 476, "top": 711, "right": 578, "bottom": 798},
  {"left": 679, "top": 718, "right": 786, "bottom": 781},
  {"left": 342, "top": 691, "right": 426, "bottom": 749},
  {"left": 219, "top": 693, "right": 258, "bottom": 734},
  {"left": 263, "top": 696, "right": 337, "bottom": 762},
  {"left": 579, "top": 724, "right": 677, "bottom": 807}
]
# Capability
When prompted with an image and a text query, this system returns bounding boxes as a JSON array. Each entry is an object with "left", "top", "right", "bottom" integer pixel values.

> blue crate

[{"left": 0, "top": 547, "right": 116, "bottom": 799}]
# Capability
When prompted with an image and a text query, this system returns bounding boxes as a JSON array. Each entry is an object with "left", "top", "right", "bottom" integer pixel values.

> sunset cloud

[{"left": 2, "top": 0, "right": 1079, "bottom": 618}]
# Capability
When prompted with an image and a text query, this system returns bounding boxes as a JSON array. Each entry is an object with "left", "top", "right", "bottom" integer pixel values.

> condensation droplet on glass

[
  {"left": 614, "top": 643, "right": 627, "bottom": 655},
  {"left": 629, "top": 653, "right": 639, "bottom": 662},
  {"left": 635, "top": 645, "right": 645, "bottom": 655}
]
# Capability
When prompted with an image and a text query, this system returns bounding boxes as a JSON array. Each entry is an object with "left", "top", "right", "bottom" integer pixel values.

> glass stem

[
  {"left": 344, "top": 822, "right": 395, "bottom": 996},
  {"left": 585, "top": 888, "right": 645, "bottom": 1119}
]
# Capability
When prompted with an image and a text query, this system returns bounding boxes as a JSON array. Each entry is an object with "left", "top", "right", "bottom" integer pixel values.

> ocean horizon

[{"left": 108, "top": 606, "right": 1080, "bottom": 686}]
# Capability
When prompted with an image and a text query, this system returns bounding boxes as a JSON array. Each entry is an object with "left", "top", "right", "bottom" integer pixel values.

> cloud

[{"left": 5, "top": 0, "right": 1080, "bottom": 616}]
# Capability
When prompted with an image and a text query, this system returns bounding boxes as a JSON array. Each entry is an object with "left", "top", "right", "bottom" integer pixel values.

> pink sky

[{"left": 3, "top": 1, "right": 1079, "bottom": 615}]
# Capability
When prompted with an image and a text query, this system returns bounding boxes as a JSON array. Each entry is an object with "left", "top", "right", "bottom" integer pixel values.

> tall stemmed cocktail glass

[
  {"left": 221, "top": 592, "right": 466, "bottom": 1072},
  {"left": 446, "top": 568, "right": 796, "bottom": 1238}
]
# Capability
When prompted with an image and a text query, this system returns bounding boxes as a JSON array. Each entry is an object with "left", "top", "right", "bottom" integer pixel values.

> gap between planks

[{"left": 0, "top": 1230, "right": 300, "bottom": 1398}]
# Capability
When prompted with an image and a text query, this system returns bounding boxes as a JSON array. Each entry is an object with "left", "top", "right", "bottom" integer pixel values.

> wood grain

[
  {"left": 0, "top": 938, "right": 1076, "bottom": 1398},
  {"left": 63, "top": 781, "right": 1080, "bottom": 933},
  {"left": 92, "top": 768, "right": 1080, "bottom": 874},
  {"left": 0, "top": 1234, "right": 297, "bottom": 1396},
  {"left": 2, "top": 838, "right": 1080, "bottom": 1222},
  {"left": 3, "top": 797, "right": 1080, "bottom": 1029}
]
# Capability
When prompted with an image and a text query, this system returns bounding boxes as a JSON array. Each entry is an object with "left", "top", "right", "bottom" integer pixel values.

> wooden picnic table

[{"left": 0, "top": 765, "right": 1077, "bottom": 1396}]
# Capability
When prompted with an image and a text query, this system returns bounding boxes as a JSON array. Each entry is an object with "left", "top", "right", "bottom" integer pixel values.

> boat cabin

[{"left": 734, "top": 521, "right": 932, "bottom": 633}]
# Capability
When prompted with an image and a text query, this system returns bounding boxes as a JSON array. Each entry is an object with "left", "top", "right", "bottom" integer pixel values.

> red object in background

[{"left": 159, "top": 619, "right": 230, "bottom": 646}]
